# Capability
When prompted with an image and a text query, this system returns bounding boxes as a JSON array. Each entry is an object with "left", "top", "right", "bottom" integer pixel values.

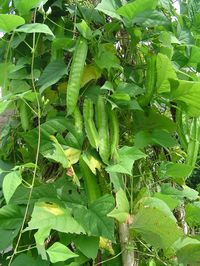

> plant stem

[{"left": 119, "top": 223, "right": 136, "bottom": 266}]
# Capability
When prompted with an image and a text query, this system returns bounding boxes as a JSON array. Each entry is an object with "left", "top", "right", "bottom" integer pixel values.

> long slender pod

[
  {"left": 186, "top": 117, "right": 200, "bottom": 170},
  {"left": 79, "top": 157, "right": 101, "bottom": 204},
  {"left": 66, "top": 37, "right": 88, "bottom": 115},
  {"left": 19, "top": 101, "right": 30, "bottom": 131},
  {"left": 96, "top": 95, "right": 110, "bottom": 164},
  {"left": 83, "top": 98, "right": 99, "bottom": 149},
  {"left": 109, "top": 107, "right": 119, "bottom": 161},
  {"left": 139, "top": 54, "right": 156, "bottom": 107}
]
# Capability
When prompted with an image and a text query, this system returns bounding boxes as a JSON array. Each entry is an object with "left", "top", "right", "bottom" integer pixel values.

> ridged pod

[
  {"left": 96, "top": 95, "right": 110, "bottom": 164},
  {"left": 66, "top": 37, "right": 88, "bottom": 115},
  {"left": 109, "top": 107, "right": 119, "bottom": 160},
  {"left": 73, "top": 106, "right": 83, "bottom": 134},
  {"left": 79, "top": 157, "right": 101, "bottom": 204},
  {"left": 139, "top": 55, "right": 156, "bottom": 107},
  {"left": 83, "top": 98, "right": 99, "bottom": 149},
  {"left": 19, "top": 101, "right": 30, "bottom": 132}
]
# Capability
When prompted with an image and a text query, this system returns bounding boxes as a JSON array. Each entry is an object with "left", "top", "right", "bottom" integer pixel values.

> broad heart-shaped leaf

[
  {"left": 73, "top": 194, "right": 115, "bottom": 241},
  {"left": 106, "top": 146, "right": 146, "bottom": 175},
  {"left": 151, "top": 129, "right": 177, "bottom": 148},
  {"left": 154, "top": 193, "right": 180, "bottom": 211},
  {"left": 26, "top": 202, "right": 85, "bottom": 234},
  {"left": 73, "top": 236, "right": 99, "bottom": 260},
  {"left": 3, "top": 171, "right": 22, "bottom": 204},
  {"left": 38, "top": 59, "right": 68, "bottom": 94},
  {"left": 0, "top": 14, "right": 25, "bottom": 33},
  {"left": 12, "top": 254, "right": 49, "bottom": 266},
  {"left": 117, "top": 0, "right": 157, "bottom": 20},
  {"left": 15, "top": 23, "right": 54, "bottom": 36},
  {"left": 170, "top": 79, "right": 200, "bottom": 116},
  {"left": 177, "top": 243, "right": 200, "bottom": 266},
  {"left": 0, "top": 229, "right": 19, "bottom": 250},
  {"left": 96, "top": 0, "right": 122, "bottom": 20},
  {"left": 185, "top": 202, "right": 200, "bottom": 227},
  {"left": 22, "top": 117, "right": 83, "bottom": 151},
  {"left": 0, "top": 205, "right": 24, "bottom": 229},
  {"left": 108, "top": 188, "right": 130, "bottom": 223},
  {"left": 14, "top": 0, "right": 48, "bottom": 15},
  {"left": 156, "top": 53, "right": 177, "bottom": 93},
  {"left": 189, "top": 45, "right": 200, "bottom": 63},
  {"left": 47, "top": 242, "right": 78, "bottom": 263},
  {"left": 132, "top": 197, "right": 183, "bottom": 249},
  {"left": 132, "top": 10, "right": 169, "bottom": 27},
  {"left": 161, "top": 183, "right": 199, "bottom": 201},
  {"left": 159, "top": 162, "right": 193, "bottom": 184}
]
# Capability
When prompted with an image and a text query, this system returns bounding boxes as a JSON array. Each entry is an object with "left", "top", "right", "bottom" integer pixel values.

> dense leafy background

[{"left": 0, "top": 0, "right": 200, "bottom": 265}]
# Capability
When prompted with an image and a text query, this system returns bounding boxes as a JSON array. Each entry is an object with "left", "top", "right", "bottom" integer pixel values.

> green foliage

[{"left": 0, "top": 0, "right": 200, "bottom": 265}]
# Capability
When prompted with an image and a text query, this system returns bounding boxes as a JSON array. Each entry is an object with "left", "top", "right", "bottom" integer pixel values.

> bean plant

[{"left": 0, "top": 0, "right": 200, "bottom": 265}]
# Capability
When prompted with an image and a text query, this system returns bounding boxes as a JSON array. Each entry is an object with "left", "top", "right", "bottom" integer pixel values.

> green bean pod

[
  {"left": 109, "top": 107, "right": 119, "bottom": 160},
  {"left": 79, "top": 157, "right": 101, "bottom": 204},
  {"left": 96, "top": 96, "right": 110, "bottom": 164},
  {"left": 186, "top": 117, "right": 199, "bottom": 171},
  {"left": 19, "top": 101, "right": 30, "bottom": 132},
  {"left": 67, "top": 37, "right": 88, "bottom": 115},
  {"left": 139, "top": 55, "right": 156, "bottom": 107},
  {"left": 83, "top": 98, "right": 99, "bottom": 149},
  {"left": 73, "top": 106, "right": 83, "bottom": 134}
]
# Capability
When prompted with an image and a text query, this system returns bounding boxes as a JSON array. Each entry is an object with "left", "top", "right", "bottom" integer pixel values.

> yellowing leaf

[
  {"left": 81, "top": 65, "right": 101, "bottom": 88},
  {"left": 82, "top": 152, "right": 101, "bottom": 174},
  {"left": 99, "top": 237, "right": 115, "bottom": 255},
  {"left": 42, "top": 202, "right": 64, "bottom": 216},
  {"left": 64, "top": 148, "right": 81, "bottom": 165}
]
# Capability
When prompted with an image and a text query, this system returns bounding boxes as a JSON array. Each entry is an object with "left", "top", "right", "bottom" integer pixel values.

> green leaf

[
  {"left": 159, "top": 162, "right": 193, "bottom": 184},
  {"left": 47, "top": 242, "right": 78, "bottom": 263},
  {"left": 3, "top": 171, "right": 22, "bottom": 204},
  {"left": 170, "top": 79, "right": 200, "bottom": 116},
  {"left": 189, "top": 46, "right": 200, "bottom": 63},
  {"left": 161, "top": 183, "right": 199, "bottom": 201},
  {"left": 73, "top": 236, "right": 99, "bottom": 259},
  {"left": 74, "top": 195, "right": 115, "bottom": 241},
  {"left": 185, "top": 202, "right": 200, "bottom": 227},
  {"left": 38, "top": 59, "right": 68, "bottom": 94},
  {"left": 16, "top": 23, "right": 54, "bottom": 36},
  {"left": 27, "top": 202, "right": 85, "bottom": 234},
  {"left": 42, "top": 136, "right": 70, "bottom": 168},
  {"left": 0, "top": 100, "right": 11, "bottom": 114},
  {"left": 12, "top": 254, "right": 49, "bottom": 266},
  {"left": 132, "top": 10, "right": 169, "bottom": 27},
  {"left": 156, "top": 53, "right": 177, "bottom": 93},
  {"left": 14, "top": 0, "right": 48, "bottom": 15},
  {"left": 132, "top": 198, "right": 183, "bottom": 249},
  {"left": 96, "top": 0, "right": 122, "bottom": 20},
  {"left": 152, "top": 129, "right": 177, "bottom": 148},
  {"left": 0, "top": 228, "right": 19, "bottom": 250},
  {"left": 76, "top": 20, "right": 93, "bottom": 40},
  {"left": 154, "top": 193, "right": 180, "bottom": 211},
  {"left": 94, "top": 43, "right": 121, "bottom": 72},
  {"left": 108, "top": 188, "right": 130, "bottom": 223},
  {"left": 117, "top": 0, "right": 158, "bottom": 21},
  {"left": 0, "top": 14, "right": 25, "bottom": 33},
  {"left": 0, "top": 205, "right": 24, "bottom": 229},
  {"left": 177, "top": 243, "right": 200, "bottom": 266},
  {"left": 106, "top": 146, "right": 146, "bottom": 175}
]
